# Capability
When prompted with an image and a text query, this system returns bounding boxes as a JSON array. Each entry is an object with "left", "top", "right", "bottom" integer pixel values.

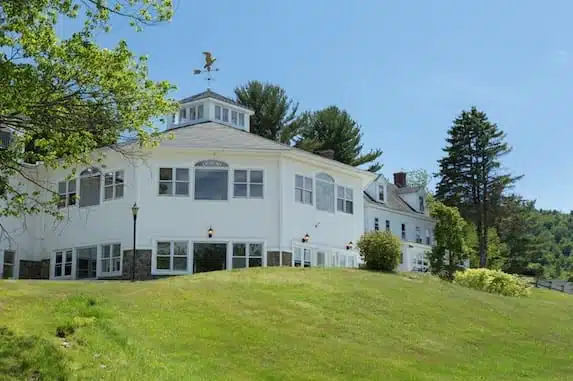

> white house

[{"left": 0, "top": 89, "right": 434, "bottom": 280}]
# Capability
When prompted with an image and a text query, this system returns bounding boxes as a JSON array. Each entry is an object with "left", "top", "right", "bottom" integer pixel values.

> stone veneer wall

[
  {"left": 19, "top": 259, "right": 50, "bottom": 279},
  {"left": 267, "top": 251, "right": 293, "bottom": 267}
]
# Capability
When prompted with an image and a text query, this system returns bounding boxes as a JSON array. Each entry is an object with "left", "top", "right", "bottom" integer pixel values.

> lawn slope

[{"left": 1, "top": 269, "right": 572, "bottom": 381}]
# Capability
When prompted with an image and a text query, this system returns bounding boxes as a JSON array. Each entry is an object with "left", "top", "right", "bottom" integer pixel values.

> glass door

[
  {"left": 76, "top": 246, "right": 97, "bottom": 279},
  {"left": 193, "top": 243, "right": 227, "bottom": 273},
  {"left": 2, "top": 250, "right": 15, "bottom": 279}
]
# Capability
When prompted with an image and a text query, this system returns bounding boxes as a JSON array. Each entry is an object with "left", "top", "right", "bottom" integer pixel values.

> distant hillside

[{"left": 1, "top": 269, "right": 572, "bottom": 381}]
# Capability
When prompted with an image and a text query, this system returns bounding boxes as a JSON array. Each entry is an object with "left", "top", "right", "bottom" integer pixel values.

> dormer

[
  {"left": 365, "top": 175, "right": 388, "bottom": 203},
  {"left": 166, "top": 89, "right": 254, "bottom": 132},
  {"left": 393, "top": 171, "right": 428, "bottom": 214}
]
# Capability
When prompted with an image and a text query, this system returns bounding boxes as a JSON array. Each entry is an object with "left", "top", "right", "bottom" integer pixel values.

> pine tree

[
  {"left": 294, "top": 106, "right": 382, "bottom": 172},
  {"left": 435, "top": 107, "right": 521, "bottom": 268}
]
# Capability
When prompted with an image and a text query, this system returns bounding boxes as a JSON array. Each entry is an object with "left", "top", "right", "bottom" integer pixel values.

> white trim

[
  {"left": 364, "top": 196, "right": 435, "bottom": 222},
  {"left": 51, "top": 248, "right": 75, "bottom": 280},
  {"left": 1, "top": 249, "right": 18, "bottom": 280},
  {"left": 99, "top": 242, "right": 122, "bottom": 277}
]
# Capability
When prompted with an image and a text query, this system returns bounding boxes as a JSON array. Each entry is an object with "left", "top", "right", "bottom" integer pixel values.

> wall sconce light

[
  {"left": 301, "top": 233, "right": 310, "bottom": 243},
  {"left": 208, "top": 226, "right": 214, "bottom": 238},
  {"left": 346, "top": 241, "right": 353, "bottom": 250}
]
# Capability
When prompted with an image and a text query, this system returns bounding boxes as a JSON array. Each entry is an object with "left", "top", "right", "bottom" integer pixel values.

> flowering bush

[{"left": 454, "top": 268, "right": 530, "bottom": 297}]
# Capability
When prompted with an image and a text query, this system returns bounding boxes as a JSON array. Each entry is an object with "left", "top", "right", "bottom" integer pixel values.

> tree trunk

[{"left": 477, "top": 219, "right": 487, "bottom": 268}]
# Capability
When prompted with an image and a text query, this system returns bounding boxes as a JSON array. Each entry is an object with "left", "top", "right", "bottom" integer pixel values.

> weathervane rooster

[{"left": 193, "top": 52, "right": 219, "bottom": 89}]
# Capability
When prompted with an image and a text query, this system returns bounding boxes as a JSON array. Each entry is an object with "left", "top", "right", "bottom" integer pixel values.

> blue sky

[{"left": 67, "top": 0, "right": 573, "bottom": 211}]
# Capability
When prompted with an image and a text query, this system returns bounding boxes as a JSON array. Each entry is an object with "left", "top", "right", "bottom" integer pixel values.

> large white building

[{"left": 0, "top": 89, "right": 434, "bottom": 280}]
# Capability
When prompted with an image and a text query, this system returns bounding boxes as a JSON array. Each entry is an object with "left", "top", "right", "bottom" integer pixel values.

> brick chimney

[
  {"left": 316, "top": 149, "right": 335, "bottom": 160},
  {"left": 393, "top": 172, "right": 407, "bottom": 188}
]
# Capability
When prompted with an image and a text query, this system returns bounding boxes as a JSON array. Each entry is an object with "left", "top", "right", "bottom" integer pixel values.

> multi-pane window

[
  {"left": 378, "top": 184, "right": 385, "bottom": 202},
  {"left": 189, "top": 107, "right": 196, "bottom": 121},
  {"left": 295, "top": 175, "right": 313, "bottom": 205},
  {"left": 232, "top": 243, "right": 263, "bottom": 269},
  {"left": 197, "top": 104, "right": 204, "bottom": 119},
  {"left": 222, "top": 108, "right": 229, "bottom": 122},
  {"left": 104, "top": 170, "right": 124, "bottom": 201},
  {"left": 374, "top": 218, "right": 379, "bottom": 231},
  {"left": 194, "top": 160, "right": 229, "bottom": 200},
  {"left": 158, "top": 168, "right": 189, "bottom": 196},
  {"left": 238, "top": 113, "right": 245, "bottom": 127},
  {"left": 76, "top": 246, "right": 97, "bottom": 279},
  {"left": 231, "top": 111, "right": 238, "bottom": 125},
  {"left": 79, "top": 167, "right": 101, "bottom": 207},
  {"left": 215, "top": 105, "right": 222, "bottom": 120},
  {"left": 156, "top": 241, "right": 188, "bottom": 272},
  {"left": 385, "top": 220, "right": 390, "bottom": 231},
  {"left": 2, "top": 251, "right": 15, "bottom": 279},
  {"left": 316, "top": 173, "right": 335, "bottom": 213},
  {"left": 54, "top": 249, "right": 73, "bottom": 278},
  {"left": 233, "top": 169, "right": 263, "bottom": 198},
  {"left": 58, "top": 179, "right": 77, "bottom": 208},
  {"left": 101, "top": 243, "right": 121, "bottom": 275},
  {"left": 401, "top": 223, "right": 406, "bottom": 240},
  {"left": 294, "top": 247, "right": 311, "bottom": 267},
  {"left": 179, "top": 108, "right": 187, "bottom": 121},
  {"left": 416, "top": 226, "right": 422, "bottom": 243},
  {"left": 336, "top": 185, "right": 353, "bottom": 214}
]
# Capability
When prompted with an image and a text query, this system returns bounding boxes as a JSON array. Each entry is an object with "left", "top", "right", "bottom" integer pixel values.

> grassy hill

[{"left": 1, "top": 269, "right": 572, "bottom": 381}]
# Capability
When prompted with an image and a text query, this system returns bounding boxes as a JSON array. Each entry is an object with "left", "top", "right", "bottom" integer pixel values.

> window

[
  {"left": 179, "top": 108, "right": 187, "bottom": 121},
  {"left": 104, "top": 170, "right": 124, "bottom": 201},
  {"left": 426, "top": 229, "right": 432, "bottom": 245},
  {"left": 158, "top": 168, "right": 189, "bottom": 196},
  {"left": 238, "top": 113, "right": 245, "bottom": 127},
  {"left": 419, "top": 196, "right": 425, "bottom": 212},
  {"left": 215, "top": 105, "right": 222, "bottom": 120},
  {"left": 401, "top": 224, "right": 406, "bottom": 240},
  {"left": 2, "top": 250, "right": 15, "bottom": 279},
  {"left": 222, "top": 108, "right": 229, "bottom": 122},
  {"left": 0, "top": 130, "right": 11, "bottom": 149},
  {"left": 374, "top": 218, "right": 379, "bottom": 231},
  {"left": 339, "top": 253, "right": 347, "bottom": 267},
  {"left": 233, "top": 170, "right": 263, "bottom": 198},
  {"left": 156, "top": 241, "right": 188, "bottom": 272},
  {"left": 316, "top": 173, "right": 335, "bottom": 213},
  {"left": 58, "top": 179, "right": 77, "bottom": 208},
  {"left": 54, "top": 249, "right": 73, "bottom": 278},
  {"left": 79, "top": 167, "right": 101, "bottom": 207},
  {"left": 378, "top": 184, "right": 385, "bottom": 202},
  {"left": 194, "top": 160, "right": 229, "bottom": 200},
  {"left": 385, "top": 220, "right": 390, "bottom": 231},
  {"left": 336, "top": 185, "right": 353, "bottom": 214},
  {"left": 294, "top": 247, "right": 311, "bottom": 267},
  {"left": 101, "top": 243, "right": 121, "bottom": 276},
  {"left": 189, "top": 107, "right": 196, "bottom": 121},
  {"left": 295, "top": 175, "right": 313, "bottom": 205},
  {"left": 232, "top": 243, "right": 263, "bottom": 269},
  {"left": 197, "top": 104, "right": 204, "bottom": 119},
  {"left": 416, "top": 226, "right": 422, "bottom": 243},
  {"left": 172, "top": 114, "right": 176, "bottom": 124},
  {"left": 231, "top": 111, "right": 238, "bottom": 125},
  {"left": 76, "top": 246, "right": 97, "bottom": 279}
]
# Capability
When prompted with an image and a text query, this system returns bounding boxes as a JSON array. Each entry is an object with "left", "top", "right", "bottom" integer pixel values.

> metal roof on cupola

[{"left": 167, "top": 52, "right": 254, "bottom": 132}]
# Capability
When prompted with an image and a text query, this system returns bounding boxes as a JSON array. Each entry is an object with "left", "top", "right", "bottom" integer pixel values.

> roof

[
  {"left": 395, "top": 186, "right": 423, "bottom": 194},
  {"left": 178, "top": 89, "right": 253, "bottom": 111},
  {"left": 364, "top": 183, "right": 427, "bottom": 216}
]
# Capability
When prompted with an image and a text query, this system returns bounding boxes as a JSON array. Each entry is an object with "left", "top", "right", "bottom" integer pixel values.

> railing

[{"left": 536, "top": 279, "right": 573, "bottom": 294}]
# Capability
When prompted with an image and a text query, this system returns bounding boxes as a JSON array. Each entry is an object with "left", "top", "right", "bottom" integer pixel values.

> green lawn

[{"left": 1, "top": 268, "right": 572, "bottom": 381}]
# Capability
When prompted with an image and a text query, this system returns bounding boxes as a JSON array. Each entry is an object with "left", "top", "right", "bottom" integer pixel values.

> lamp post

[{"left": 131, "top": 203, "right": 139, "bottom": 282}]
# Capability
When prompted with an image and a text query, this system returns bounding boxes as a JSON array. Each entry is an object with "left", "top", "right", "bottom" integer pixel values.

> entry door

[
  {"left": 193, "top": 243, "right": 227, "bottom": 274},
  {"left": 1, "top": 250, "right": 15, "bottom": 279},
  {"left": 76, "top": 246, "right": 97, "bottom": 279}
]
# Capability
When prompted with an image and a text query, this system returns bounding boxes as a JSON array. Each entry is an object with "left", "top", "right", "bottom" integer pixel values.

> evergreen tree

[
  {"left": 294, "top": 106, "right": 382, "bottom": 172},
  {"left": 234, "top": 81, "right": 300, "bottom": 143},
  {"left": 435, "top": 107, "right": 521, "bottom": 268}
]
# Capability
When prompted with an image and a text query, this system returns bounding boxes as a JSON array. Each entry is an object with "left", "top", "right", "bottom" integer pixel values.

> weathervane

[{"left": 193, "top": 52, "right": 219, "bottom": 89}]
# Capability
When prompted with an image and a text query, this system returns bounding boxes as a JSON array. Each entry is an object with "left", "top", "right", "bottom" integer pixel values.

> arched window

[
  {"left": 79, "top": 167, "right": 101, "bottom": 207},
  {"left": 194, "top": 160, "right": 229, "bottom": 200},
  {"left": 315, "top": 172, "right": 335, "bottom": 213}
]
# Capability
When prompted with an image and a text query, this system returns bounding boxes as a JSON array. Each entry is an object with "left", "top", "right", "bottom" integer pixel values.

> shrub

[
  {"left": 453, "top": 268, "right": 531, "bottom": 297},
  {"left": 357, "top": 230, "right": 401, "bottom": 271}
]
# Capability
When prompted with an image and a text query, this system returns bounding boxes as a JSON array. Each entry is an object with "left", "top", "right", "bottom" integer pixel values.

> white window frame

[
  {"left": 215, "top": 105, "right": 222, "bottom": 120},
  {"left": 294, "top": 175, "right": 313, "bottom": 205},
  {"left": 293, "top": 246, "right": 312, "bottom": 267},
  {"left": 222, "top": 108, "right": 229, "bottom": 122},
  {"left": 79, "top": 167, "right": 102, "bottom": 208},
  {"left": 194, "top": 160, "right": 229, "bottom": 201},
  {"left": 231, "top": 242, "right": 264, "bottom": 269},
  {"left": 378, "top": 184, "right": 385, "bottom": 202},
  {"left": 238, "top": 113, "right": 245, "bottom": 127},
  {"left": 158, "top": 167, "right": 190, "bottom": 197},
  {"left": 336, "top": 185, "right": 353, "bottom": 214},
  {"left": 57, "top": 178, "right": 77, "bottom": 208},
  {"left": 154, "top": 240, "right": 190, "bottom": 274},
  {"left": 100, "top": 243, "right": 122, "bottom": 277},
  {"left": 189, "top": 106, "right": 196, "bottom": 121},
  {"left": 53, "top": 249, "right": 74, "bottom": 279},
  {"left": 103, "top": 170, "right": 124, "bottom": 201},
  {"left": 231, "top": 110, "right": 238, "bottom": 125},
  {"left": 1, "top": 250, "right": 16, "bottom": 279},
  {"left": 197, "top": 104, "right": 204, "bottom": 119},
  {"left": 233, "top": 169, "right": 264, "bottom": 199},
  {"left": 315, "top": 173, "right": 335, "bottom": 213},
  {"left": 179, "top": 108, "right": 187, "bottom": 121}
]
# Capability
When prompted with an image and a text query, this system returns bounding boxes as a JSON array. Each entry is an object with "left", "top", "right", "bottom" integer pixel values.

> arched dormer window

[
  {"left": 79, "top": 167, "right": 101, "bottom": 207},
  {"left": 315, "top": 172, "right": 335, "bottom": 213},
  {"left": 194, "top": 160, "right": 229, "bottom": 200}
]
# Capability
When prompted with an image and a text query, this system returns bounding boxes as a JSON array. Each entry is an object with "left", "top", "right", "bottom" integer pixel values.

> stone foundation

[{"left": 19, "top": 259, "right": 50, "bottom": 279}]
